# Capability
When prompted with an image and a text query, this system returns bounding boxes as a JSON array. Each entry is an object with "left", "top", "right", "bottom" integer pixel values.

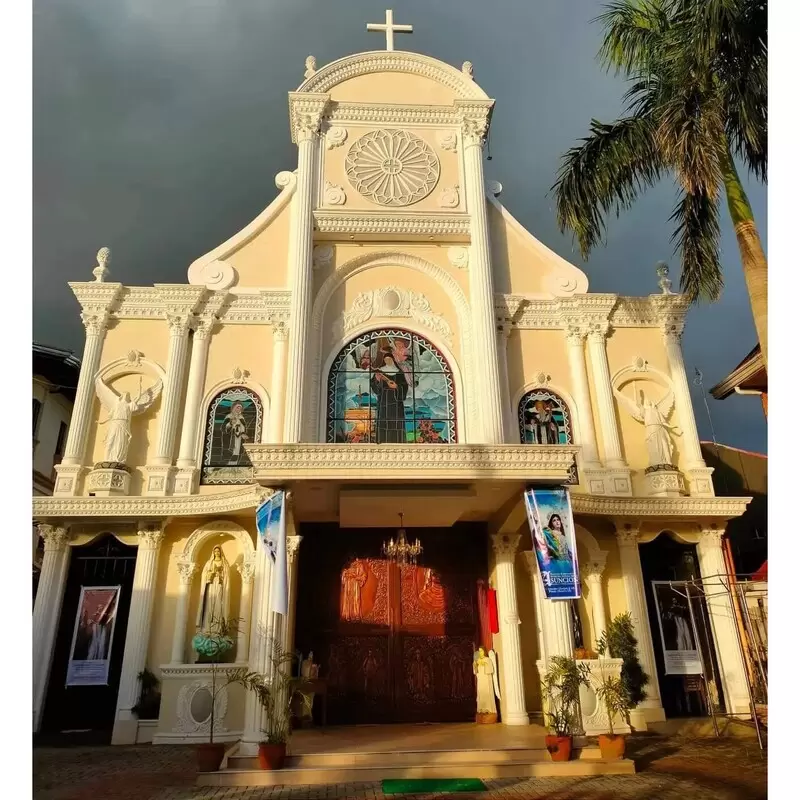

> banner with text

[
  {"left": 524, "top": 488, "right": 580, "bottom": 600},
  {"left": 652, "top": 581, "right": 704, "bottom": 675},
  {"left": 66, "top": 585, "right": 120, "bottom": 686},
  {"left": 257, "top": 490, "right": 288, "bottom": 615}
]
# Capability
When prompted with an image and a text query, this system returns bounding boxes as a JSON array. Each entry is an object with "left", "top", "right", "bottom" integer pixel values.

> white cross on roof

[{"left": 366, "top": 9, "right": 413, "bottom": 52}]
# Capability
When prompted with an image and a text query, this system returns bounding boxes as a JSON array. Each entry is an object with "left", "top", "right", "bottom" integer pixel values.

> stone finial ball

[{"left": 97, "top": 247, "right": 111, "bottom": 265}]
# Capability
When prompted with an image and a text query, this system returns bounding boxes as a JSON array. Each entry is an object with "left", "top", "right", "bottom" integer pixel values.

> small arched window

[
  {"left": 327, "top": 328, "right": 457, "bottom": 444},
  {"left": 201, "top": 386, "right": 263, "bottom": 484},
  {"left": 518, "top": 389, "right": 572, "bottom": 445}
]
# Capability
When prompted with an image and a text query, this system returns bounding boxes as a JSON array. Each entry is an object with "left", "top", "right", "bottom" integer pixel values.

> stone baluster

[
  {"left": 565, "top": 326, "right": 602, "bottom": 470},
  {"left": 170, "top": 561, "right": 197, "bottom": 664},
  {"left": 491, "top": 533, "right": 529, "bottom": 725},
  {"left": 33, "top": 525, "right": 71, "bottom": 730},
  {"left": 460, "top": 104, "right": 504, "bottom": 444},
  {"left": 696, "top": 529, "right": 752, "bottom": 716},
  {"left": 112, "top": 522, "right": 165, "bottom": 744},
  {"left": 283, "top": 95, "right": 327, "bottom": 443}
]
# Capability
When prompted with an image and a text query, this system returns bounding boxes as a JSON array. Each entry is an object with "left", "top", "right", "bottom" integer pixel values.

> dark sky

[{"left": 33, "top": 0, "right": 767, "bottom": 453}]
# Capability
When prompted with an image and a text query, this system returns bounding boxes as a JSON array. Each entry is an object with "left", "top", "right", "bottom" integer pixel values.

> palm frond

[
  {"left": 670, "top": 188, "right": 723, "bottom": 301},
  {"left": 595, "top": 0, "right": 671, "bottom": 75},
  {"left": 552, "top": 112, "right": 663, "bottom": 258}
]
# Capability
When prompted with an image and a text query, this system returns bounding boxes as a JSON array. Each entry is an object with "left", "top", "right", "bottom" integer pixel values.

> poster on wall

[
  {"left": 65, "top": 586, "right": 120, "bottom": 686},
  {"left": 256, "top": 490, "right": 288, "bottom": 615},
  {"left": 523, "top": 487, "right": 580, "bottom": 600},
  {"left": 652, "top": 581, "right": 704, "bottom": 675}
]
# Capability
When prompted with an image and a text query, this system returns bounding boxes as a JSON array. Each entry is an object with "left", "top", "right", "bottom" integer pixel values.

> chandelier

[{"left": 382, "top": 513, "right": 422, "bottom": 566}]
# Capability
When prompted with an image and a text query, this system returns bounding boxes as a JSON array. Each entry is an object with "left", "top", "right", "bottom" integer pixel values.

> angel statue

[
  {"left": 615, "top": 385, "right": 681, "bottom": 469},
  {"left": 94, "top": 375, "right": 162, "bottom": 464},
  {"left": 473, "top": 647, "right": 501, "bottom": 722}
]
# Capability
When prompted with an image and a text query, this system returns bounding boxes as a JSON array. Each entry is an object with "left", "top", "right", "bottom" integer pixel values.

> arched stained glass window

[
  {"left": 518, "top": 389, "right": 572, "bottom": 445},
  {"left": 201, "top": 386, "right": 263, "bottom": 484},
  {"left": 327, "top": 329, "right": 457, "bottom": 444}
]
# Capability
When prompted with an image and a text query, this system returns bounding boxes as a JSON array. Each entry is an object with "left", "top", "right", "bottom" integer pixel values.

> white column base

[
  {"left": 582, "top": 468, "right": 608, "bottom": 496},
  {"left": 687, "top": 467, "right": 715, "bottom": 497},
  {"left": 86, "top": 465, "right": 131, "bottom": 496},
  {"left": 645, "top": 467, "right": 683, "bottom": 497},
  {"left": 503, "top": 710, "right": 531, "bottom": 726},
  {"left": 53, "top": 464, "right": 87, "bottom": 496},
  {"left": 111, "top": 714, "right": 139, "bottom": 745},
  {"left": 173, "top": 467, "right": 200, "bottom": 496},
  {"left": 602, "top": 468, "right": 634, "bottom": 496},
  {"left": 143, "top": 465, "right": 175, "bottom": 496}
]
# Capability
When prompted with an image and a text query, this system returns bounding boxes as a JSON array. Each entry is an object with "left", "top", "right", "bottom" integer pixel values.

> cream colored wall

[
  {"left": 322, "top": 125, "right": 461, "bottom": 213},
  {"left": 224, "top": 200, "right": 292, "bottom": 289},
  {"left": 328, "top": 72, "right": 457, "bottom": 105}
]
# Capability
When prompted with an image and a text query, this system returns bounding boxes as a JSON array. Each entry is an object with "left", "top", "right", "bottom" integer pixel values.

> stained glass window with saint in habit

[{"left": 327, "top": 329, "right": 456, "bottom": 444}]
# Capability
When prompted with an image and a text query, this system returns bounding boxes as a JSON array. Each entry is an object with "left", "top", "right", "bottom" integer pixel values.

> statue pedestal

[
  {"left": 645, "top": 465, "right": 683, "bottom": 497},
  {"left": 87, "top": 463, "right": 131, "bottom": 496},
  {"left": 476, "top": 712, "right": 498, "bottom": 725}
]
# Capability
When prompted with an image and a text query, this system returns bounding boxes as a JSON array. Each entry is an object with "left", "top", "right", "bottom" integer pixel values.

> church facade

[{"left": 33, "top": 35, "right": 751, "bottom": 747}]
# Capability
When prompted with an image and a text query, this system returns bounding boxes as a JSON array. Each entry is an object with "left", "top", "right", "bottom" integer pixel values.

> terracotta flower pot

[
  {"left": 545, "top": 734, "right": 572, "bottom": 762},
  {"left": 196, "top": 742, "right": 225, "bottom": 772},
  {"left": 598, "top": 733, "right": 626, "bottom": 760},
  {"left": 258, "top": 742, "right": 287, "bottom": 770}
]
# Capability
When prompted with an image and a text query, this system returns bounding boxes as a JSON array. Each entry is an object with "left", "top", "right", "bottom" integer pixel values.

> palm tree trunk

[{"left": 720, "top": 144, "right": 768, "bottom": 372}]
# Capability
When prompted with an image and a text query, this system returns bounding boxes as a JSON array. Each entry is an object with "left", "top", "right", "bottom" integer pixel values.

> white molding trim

[
  {"left": 96, "top": 353, "right": 167, "bottom": 386},
  {"left": 326, "top": 102, "right": 462, "bottom": 126},
  {"left": 313, "top": 211, "right": 470, "bottom": 239},
  {"left": 187, "top": 172, "right": 298, "bottom": 289},
  {"left": 316, "top": 319, "right": 467, "bottom": 445},
  {"left": 297, "top": 50, "right": 490, "bottom": 100},
  {"left": 180, "top": 520, "right": 255, "bottom": 564},
  {"left": 570, "top": 493, "right": 751, "bottom": 519},
  {"left": 306, "top": 250, "right": 475, "bottom": 442}
]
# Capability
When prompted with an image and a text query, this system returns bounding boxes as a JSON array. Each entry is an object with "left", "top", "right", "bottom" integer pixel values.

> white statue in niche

[
  {"left": 615, "top": 384, "right": 681, "bottom": 468},
  {"left": 94, "top": 375, "right": 162, "bottom": 464},
  {"left": 473, "top": 647, "right": 501, "bottom": 722},
  {"left": 195, "top": 545, "right": 231, "bottom": 635}
]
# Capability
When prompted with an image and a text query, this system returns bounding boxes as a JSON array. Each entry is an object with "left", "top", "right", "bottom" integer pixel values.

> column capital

[
  {"left": 287, "top": 535, "right": 302, "bottom": 565},
  {"left": 166, "top": 312, "right": 194, "bottom": 335},
  {"left": 455, "top": 99, "right": 494, "bottom": 148},
  {"left": 272, "top": 319, "right": 289, "bottom": 342},
  {"left": 192, "top": 315, "right": 218, "bottom": 340},
  {"left": 288, "top": 93, "right": 329, "bottom": 144},
  {"left": 38, "top": 524, "right": 70, "bottom": 551},
  {"left": 237, "top": 555, "right": 256, "bottom": 584},
  {"left": 565, "top": 324, "right": 586, "bottom": 346},
  {"left": 80, "top": 311, "right": 111, "bottom": 336},
  {"left": 586, "top": 319, "right": 611, "bottom": 342},
  {"left": 137, "top": 521, "right": 165, "bottom": 550},
  {"left": 580, "top": 551, "right": 608, "bottom": 580},
  {"left": 491, "top": 532, "right": 521, "bottom": 558},
  {"left": 613, "top": 519, "right": 641, "bottom": 547},
  {"left": 520, "top": 550, "right": 537, "bottom": 575},
  {"left": 176, "top": 560, "right": 197, "bottom": 585},
  {"left": 661, "top": 319, "right": 685, "bottom": 343},
  {"left": 697, "top": 527, "right": 725, "bottom": 552}
]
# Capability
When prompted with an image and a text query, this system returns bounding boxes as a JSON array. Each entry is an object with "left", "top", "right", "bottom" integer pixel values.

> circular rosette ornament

[
  {"left": 192, "top": 632, "right": 234, "bottom": 659},
  {"left": 345, "top": 129, "right": 440, "bottom": 207}
]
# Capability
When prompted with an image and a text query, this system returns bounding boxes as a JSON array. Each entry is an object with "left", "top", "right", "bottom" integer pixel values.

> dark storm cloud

[{"left": 33, "top": 0, "right": 767, "bottom": 452}]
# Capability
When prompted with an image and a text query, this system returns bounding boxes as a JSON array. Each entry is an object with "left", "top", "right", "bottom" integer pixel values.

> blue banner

[
  {"left": 256, "top": 490, "right": 288, "bottom": 615},
  {"left": 524, "top": 487, "right": 580, "bottom": 600}
]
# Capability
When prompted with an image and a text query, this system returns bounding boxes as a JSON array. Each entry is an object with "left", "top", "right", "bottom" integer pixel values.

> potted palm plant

[
  {"left": 540, "top": 655, "right": 592, "bottom": 762},
  {"left": 594, "top": 663, "right": 633, "bottom": 760},
  {"left": 595, "top": 613, "right": 649, "bottom": 709}
]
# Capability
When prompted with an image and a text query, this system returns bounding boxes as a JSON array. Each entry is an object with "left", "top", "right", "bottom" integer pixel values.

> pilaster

[
  {"left": 521, "top": 551, "right": 572, "bottom": 663},
  {"left": 32, "top": 524, "right": 71, "bottom": 730},
  {"left": 490, "top": 533, "right": 529, "bottom": 725},
  {"left": 269, "top": 320, "right": 289, "bottom": 443},
  {"left": 580, "top": 552, "right": 609, "bottom": 650},
  {"left": 458, "top": 99, "right": 504, "bottom": 444},
  {"left": 170, "top": 561, "right": 197, "bottom": 664},
  {"left": 235, "top": 556, "right": 256, "bottom": 662},
  {"left": 496, "top": 322, "right": 515, "bottom": 442},
  {"left": 112, "top": 521, "right": 166, "bottom": 744},
  {"left": 696, "top": 529, "right": 752, "bottom": 716}
]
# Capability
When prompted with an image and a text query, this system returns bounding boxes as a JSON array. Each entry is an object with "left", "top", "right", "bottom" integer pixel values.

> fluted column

[
  {"left": 521, "top": 552, "right": 547, "bottom": 661},
  {"left": 461, "top": 106, "right": 504, "bottom": 444},
  {"left": 170, "top": 561, "right": 197, "bottom": 664},
  {"left": 491, "top": 534, "right": 529, "bottom": 725},
  {"left": 696, "top": 530, "right": 751, "bottom": 716},
  {"left": 112, "top": 523, "right": 165, "bottom": 744},
  {"left": 269, "top": 321, "right": 289, "bottom": 443},
  {"left": 614, "top": 522, "right": 664, "bottom": 722},
  {"left": 587, "top": 322, "right": 626, "bottom": 468},
  {"left": 581, "top": 556, "right": 609, "bottom": 651},
  {"left": 521, "top": 551, "right": 573, "bottom": 662},
  {"left": 236, "top": 557, "right": 256, "bottom": 662},
  {"left": 152, "top": 314, "right": 193, "bottom": 465},
  {"left": 283, "top": 95, "right": 327, "bottom": 443},
  {"left": 497, "top": 323, "right": 514, "bottom": 442},
  {"left": 176, "top": 318, "right": 215, "bottom": 467},
  {"left": 33, "top": 525, "right": 71, "bottom": 731},
  {"left": 284, "top": 535, "right": 303, "bottom": 655},
  {"left": 662, "top": 322, "right": 705, "bottom": 468},
  {"left": 565, "top": 327, "right": 601, "bottom": 469}
]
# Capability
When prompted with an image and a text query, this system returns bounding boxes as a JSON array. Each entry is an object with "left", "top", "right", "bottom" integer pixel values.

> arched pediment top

[
  {"left": 96, "top": 353, "right": 166, "bottom": 385},
  {"left": 180, "top": 520, "right": 255, "bottom": 564},
  {"left": 297, "top": 50, "right": 490, "bottom": 100}
]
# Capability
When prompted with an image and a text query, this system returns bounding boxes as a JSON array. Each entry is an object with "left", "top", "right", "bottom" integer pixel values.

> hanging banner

[
  {"left": 652, "top": 581, "right": 704, "bottom": 675},
  {"left": 524, "top": 487, "right": 580, "bottom": 600},
  {"left": 66, "top": 586, "right": 120, "bottom": 686},
  {"left": 256, "top": 490, "right": 288, "bottom": 615}
]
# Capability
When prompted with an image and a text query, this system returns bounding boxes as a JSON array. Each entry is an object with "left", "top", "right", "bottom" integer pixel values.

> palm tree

[{"left": 553, "top": 0, "right": 767, "bottom": 369}]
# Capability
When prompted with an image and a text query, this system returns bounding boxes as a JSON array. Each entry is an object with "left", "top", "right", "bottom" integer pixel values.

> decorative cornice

[
  {"left": 571, "top": 493, "right": 751, "bottom": 519},
  {"left": 313, "top": 211, "right": 470, "bottom": 239},
  {"left": 325, "top": 102, "right": 461, "bottom": 126},
  {"left": 245, "top": 444, "right": 578, "bottom": 483},
  {"left": 32, "top": 484, "right": 266, "bottom": 520}
]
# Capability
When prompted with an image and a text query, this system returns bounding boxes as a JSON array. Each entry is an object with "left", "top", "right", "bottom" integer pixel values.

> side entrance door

[{"left": 295, "top": 523, "right": 487, "bottom": 725}]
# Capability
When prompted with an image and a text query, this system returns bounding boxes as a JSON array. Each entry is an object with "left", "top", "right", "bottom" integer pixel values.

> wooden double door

[{"left": 295, "top": 523, "right": 487, "bottom": 725}]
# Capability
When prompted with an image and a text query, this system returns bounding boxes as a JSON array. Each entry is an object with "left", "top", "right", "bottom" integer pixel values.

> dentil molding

[
  {"left": 570, "top": 493, "right": 751, "bottom": 519},
  {"left": 313, "top": 211, "right": 470, "bottom": 239}
]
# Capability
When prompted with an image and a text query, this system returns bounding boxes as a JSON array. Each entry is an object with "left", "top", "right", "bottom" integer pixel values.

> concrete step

[{"left": 200, "top": 759, "right": 636, "bottom": 787}]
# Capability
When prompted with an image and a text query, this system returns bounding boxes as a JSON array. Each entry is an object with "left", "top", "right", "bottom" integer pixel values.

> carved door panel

[{"left": 295, "top": 523, "right": 487, "bottom": 725}]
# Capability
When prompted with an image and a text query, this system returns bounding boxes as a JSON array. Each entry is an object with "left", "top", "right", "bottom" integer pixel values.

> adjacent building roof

[
  {"left": 33, "top": 342, "right": 81, "bottom": 403},
  {"left": 710, "top": 344, "right": 767, "bottom": 399}
]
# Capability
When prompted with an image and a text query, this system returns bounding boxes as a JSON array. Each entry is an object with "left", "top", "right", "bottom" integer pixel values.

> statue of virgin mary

[{"left": 195, "top": 545, "right": 230, "bottom": 635}]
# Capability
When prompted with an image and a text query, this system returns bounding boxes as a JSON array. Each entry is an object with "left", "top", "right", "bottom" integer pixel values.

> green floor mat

[{"left": 382, "top": 778, "right": 487, "bottom": 794}]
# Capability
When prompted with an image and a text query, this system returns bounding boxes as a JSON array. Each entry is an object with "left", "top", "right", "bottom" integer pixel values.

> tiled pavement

[{"left": 33, "top": 735, "right": 767, "bottom": 800}]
